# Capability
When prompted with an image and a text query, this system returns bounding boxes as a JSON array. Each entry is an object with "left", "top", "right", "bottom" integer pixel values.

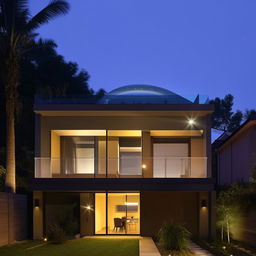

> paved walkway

[
  {"left": 190, "top": 242, "right": 213, "bottom": 256},
  {"left": 140, "top": 237, "right": 161, "bottom": 256}
]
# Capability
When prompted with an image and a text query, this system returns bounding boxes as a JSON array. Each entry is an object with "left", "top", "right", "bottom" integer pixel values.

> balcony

[{"left": 34, "top": 157, "right": 208, "bottom": 178}]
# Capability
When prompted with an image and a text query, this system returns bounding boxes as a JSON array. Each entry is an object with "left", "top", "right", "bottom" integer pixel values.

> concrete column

[
  {"left": 33, "top": 191, "right": 44, "bottom": 240},
  {"left": 198, "top": 191, "right": 209, "bottom": 239},
  {"left": 142, "top": 131, "right": 153, "bottom": 177}
]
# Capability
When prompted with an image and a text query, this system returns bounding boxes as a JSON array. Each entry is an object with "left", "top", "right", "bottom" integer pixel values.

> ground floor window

[{"left": 95, "top": 192, "right": 140, "bottom": 235}]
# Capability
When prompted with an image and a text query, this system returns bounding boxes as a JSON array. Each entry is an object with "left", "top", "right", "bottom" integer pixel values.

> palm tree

[{"left": 0, "top": 0, "right": 70, "bottom": 192}]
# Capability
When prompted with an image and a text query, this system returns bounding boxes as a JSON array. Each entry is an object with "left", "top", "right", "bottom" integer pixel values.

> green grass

[{"left": 0, "top": 238, "right": 139, "bottom": 256}]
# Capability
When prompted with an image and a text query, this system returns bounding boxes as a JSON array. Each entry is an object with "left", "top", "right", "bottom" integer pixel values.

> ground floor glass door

[{"left": 95, "top": 192, "right": 140, "bottom": 235}]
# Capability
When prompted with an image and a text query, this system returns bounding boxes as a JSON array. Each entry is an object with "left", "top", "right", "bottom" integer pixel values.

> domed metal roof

[
  {"left": 97, "top": 84, "right": 195, "bottom": 104},
  {"left": 108, "top": 84, "right": 175, "bottom": 96}
]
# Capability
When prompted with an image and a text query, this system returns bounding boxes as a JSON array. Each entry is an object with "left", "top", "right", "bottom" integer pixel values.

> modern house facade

[
  {"left": 30, "top": 85, "right": 215, "bottom": 240},
  {"left": 214, "top": 119, "right": 256, "bottom": 185}
]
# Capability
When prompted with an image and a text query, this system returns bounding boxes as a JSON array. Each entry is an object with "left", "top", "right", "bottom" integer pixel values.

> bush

[
  {"left": 57, "top": 207, "right": 79, "bottom": 236},
  {"left": 47, "top": 224, "right": 67, "bottom": 244},
  {"left": 158, "top": 223, "right": 191, "bottom": 251}
]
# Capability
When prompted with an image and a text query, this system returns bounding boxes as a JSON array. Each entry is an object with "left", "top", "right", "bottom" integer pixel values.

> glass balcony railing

[{"left": 34, "top": 157, "right": 208, "bottom": 178}]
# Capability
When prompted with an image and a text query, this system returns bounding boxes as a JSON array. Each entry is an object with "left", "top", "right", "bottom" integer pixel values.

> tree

[
  {"left": 0, "top": 0, "right": 70, "bottom": 193},
  {"left": 210, "top": 94, "right": 243, "bottom": 132},
  {"left": 216, "top": 184, "right": 250, "bottom": 243},
  {"left": 244, "top": 109, "right": 256, "bottom": 121}
]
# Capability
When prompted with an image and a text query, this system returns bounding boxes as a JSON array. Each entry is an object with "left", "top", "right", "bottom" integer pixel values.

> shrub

[
  {"left": 158, "top": 223, "right": 191, "bottom": 251},
  {"left": 47, "top": 224, "right": 67, "bottom": 244},
  {"left": 57, "top": 207, "right": 79, "bottom": 236}
]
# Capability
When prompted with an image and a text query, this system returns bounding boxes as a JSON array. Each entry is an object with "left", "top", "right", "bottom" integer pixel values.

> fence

[{"left": 0, "top": 192, "right": 27, "bottom": 246}]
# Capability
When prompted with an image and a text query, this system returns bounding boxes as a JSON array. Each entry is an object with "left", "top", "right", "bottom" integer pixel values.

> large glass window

[
  {"left": 107, "top": 131, "right": 142, "bottom": 177},
  {"left": 119, "top": 138, "right": 142, "bottom": 176},
  {"left": 153, "top": 143, "right": 189, "bottom": 177},
  {"left": 61, "top": 136, "right": 95, "bottom": 174},
  {"left": 108, "top": 193, "right": 140, "bottom": 234},
  {"left": 95, "top": 193, "right": 140, "bottom": 235},
  {"left": 95, "top": 193, "right": 106, "bottom": 234}
]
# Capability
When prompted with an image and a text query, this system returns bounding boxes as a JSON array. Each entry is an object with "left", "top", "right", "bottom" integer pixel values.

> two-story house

[{"left": 30, "top": 85, "right": 215, "bottom": 240}]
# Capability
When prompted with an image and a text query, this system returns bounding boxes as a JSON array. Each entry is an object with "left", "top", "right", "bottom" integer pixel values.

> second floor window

[{"left": 61, "top": 136, "right": 95, "bottom": 174}]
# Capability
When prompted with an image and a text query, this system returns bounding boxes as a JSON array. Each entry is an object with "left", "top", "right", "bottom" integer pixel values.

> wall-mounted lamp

[
  {"left": 188, "top": 118, "right": 195, "bottom": 126},
  {"left": 142, "top": 164, "right": 147, "bottom": 169},
  {"left": 34, "top": 199, "right": 40, "bottom": 208},
  {"left": 82, "top": 204, "right": 93, "bottom": 211},
  {"left": 85, "top": 205, "right": 92, "bottom": 210},
  {"left": 201, "top": 199, "right": 207, "bottom": 208}
]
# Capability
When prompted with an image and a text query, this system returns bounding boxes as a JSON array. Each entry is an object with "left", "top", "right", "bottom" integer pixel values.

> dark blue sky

[{"left": 30, "top": 0, "right": 256, "bottom": 111}]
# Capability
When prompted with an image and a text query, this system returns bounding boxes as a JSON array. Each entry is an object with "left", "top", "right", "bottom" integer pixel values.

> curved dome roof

[
  {"left": 97, "top": 84, "right": 202, "bottom": 104},
  {"left": 108, "top": 84, "right": 175, "bottom": 96}
]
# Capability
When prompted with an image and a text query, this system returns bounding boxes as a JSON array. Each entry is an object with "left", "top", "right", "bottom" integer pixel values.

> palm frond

[
  {"left": 25, "top": 0, "right": 70, "bottom": 32},
  {"left": 0, "top": 0, "right": 28, "bottom": 28}
]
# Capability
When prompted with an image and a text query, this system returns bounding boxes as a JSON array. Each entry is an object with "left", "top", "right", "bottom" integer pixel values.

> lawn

[{"left": 0, "top": 238, "right": 139, "bottom": 256}]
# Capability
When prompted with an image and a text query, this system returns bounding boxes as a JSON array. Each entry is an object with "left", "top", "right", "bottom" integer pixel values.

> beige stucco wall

[{"left": 191, "top": 137, "right": 207, "bottom": 177}]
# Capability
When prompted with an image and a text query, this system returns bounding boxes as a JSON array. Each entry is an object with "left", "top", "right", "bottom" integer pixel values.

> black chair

[
  {"left": 121, "top": 216, "right": 127, "bottom": 230},
  {"left": 113, "top": 218, "right": 124, "bottom": 232}
]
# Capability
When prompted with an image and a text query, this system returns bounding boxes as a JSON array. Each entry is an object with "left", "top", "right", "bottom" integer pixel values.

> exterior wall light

[
  {"left": 201, "top": 200, "right": 207, "bottom": 208},
  {"left": 43, "top": 237, "right": 48, "bottom": 242},
  {"left": 85, "top": 205, "right": 92, "bottom": 211},
  {"left": 142, "top": 164, "right": 146, "bottom": 169},
  {"left": 188, "top": 118, "right": 195, "bottom": 126},
  {"left": 34, "top": 199, "right": 40, "bottom": 208}
]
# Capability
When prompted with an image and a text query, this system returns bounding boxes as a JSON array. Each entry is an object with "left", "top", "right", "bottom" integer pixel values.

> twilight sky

[{"left": 30, "top": 0, "right": 256, "bottom": 111}]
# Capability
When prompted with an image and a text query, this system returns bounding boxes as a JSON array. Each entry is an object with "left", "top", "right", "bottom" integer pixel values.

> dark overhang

[
  {"left": 29, "top": 178, "right": 215, "bottom": 192},
  {"left": 34, "top": 104, "right": 214, "bottom": 112}
]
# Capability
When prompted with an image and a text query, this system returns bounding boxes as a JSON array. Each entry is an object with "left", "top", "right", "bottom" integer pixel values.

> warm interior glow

[
  {"left": 108, "top": 193, "right": 140, "bottom": 234},
  {"left": 52, "top": 130, "right": 106, "bottom": 136},
  {"left": 95, "top": 193, "right": 140, "bottom": 235},
  {"left": 125, "top": 202, "right": 138, "bottom": 206},
  {"left": 95, "top": 193, "right": 106, "bottom": 234},
  {"left": 108, "top": 130, "right": 141, "bottom": 137},
  {"left": 142, "top": 164, "right": 147, "bottom": 169},
  {"left": 150, "top": 130, "right": 203, "bottom": 137},
  {"left": 119, "top": 147, "right": 141, "bottom": 152}
]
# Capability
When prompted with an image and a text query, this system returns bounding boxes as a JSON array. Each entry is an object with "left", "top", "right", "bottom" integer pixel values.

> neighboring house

[
  {"left": 30, "top": 84, "right": 215, "bottom": 240},
  {"left": 214, "top": 119, "right": 256, "bottom": 185}
]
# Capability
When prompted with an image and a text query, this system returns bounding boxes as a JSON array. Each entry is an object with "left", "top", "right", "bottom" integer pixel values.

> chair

[
  {"left": 113, "top": 218, "right": 124, "bottom": 232},
  {"left": 121, "top": 217, "right": 127, "bottom": 230}
]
